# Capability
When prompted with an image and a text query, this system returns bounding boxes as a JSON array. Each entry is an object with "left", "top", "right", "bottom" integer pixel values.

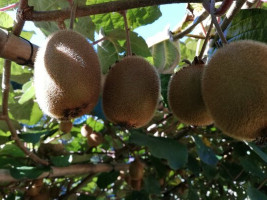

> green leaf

[
  {"left": 73, "top": 16, "right": 96, "bottom": 41},
  {"left": 150, "top": 39, "right": 180, "bottom": 73},
  {"left": 97, "top": 171, "right": 119, "bottom": 189},
  {"left": 91, "top": 12, "right": 123, "bottom": 32},
  {"left": 10, "top": 166, "right": 50, "bottom": 180},
  {"left": 160, "top": 74, "right": 171, "bottom": 107},
  {"left": 144, "top": 175, "right": 161, "bottom": 195},
  {"left": 18, "top": 80, "right": 35, "bottom": 104},
  {"left": 239, "top": 158, "right": 266, "bottom": 178},
  {"left": 193, "top": 135, "right": 218, "bottom": 166},
  {"left": 247, "top": 142, "right": 267, "bottom": 164},
  {"left": 0, "top": 144, "right": 25, "bottom": 158},
  {"left": 247, "top": 186, "right": 267, "bottom": 200},
  {"left": 0, "top": 0, "right": 18, "bottom": 8},
  {"left": 126, "top": 190, "right": 149, "bottom": 200},
  {"left": 210, "top": 9, "right": 267, "bottom": 55},
  {"left": 105, "top": 29, "right": 151, "bottom": 57},
  {"left": 97, "top": 40, "right": 120, "bottom": 74},
  {"left": 9, "top": 100, "right": 43, "bottom": 126},
  {"left": 128, "top": 6, "right": 162, "bottom": 29},
  {"left": 50, "top": 155, "right": 71, "bottom": 167},
  {"left": 225, "top": 9, "right": 267, "bottom": 43},
  {"left": 179, "top": 40, "right": 196, "bottom": 64},
  {"left": 19, "top": 129, "right": 54, "bottom": 144},
  {"left": 129, "top": 131, "right": 188, "bottom": 170},
  {"left": 91, "top": 6, "right": 161, "bottom": 32},
  {"left": 20, "top": 31, "right": 35, "bottom": 41},
  {"left": 0, "top": 12, "right": 14, "bottom": 29}
]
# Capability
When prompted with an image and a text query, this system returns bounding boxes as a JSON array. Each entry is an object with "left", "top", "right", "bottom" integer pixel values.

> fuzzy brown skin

[
  {"left": 168, "top": 64, "right": 213, "bottom": 126},
  {"left": 59, "top": 120, "right": 73, "bottom": 133},
  {"left": 202, "top": 40, "right": 267, "bottom": 141},
  {"left": 102, "top": 56, "right": 160, "bottom": 128},
  {"left": 34, "top": 30, "right": 101, "bottom": 120}
]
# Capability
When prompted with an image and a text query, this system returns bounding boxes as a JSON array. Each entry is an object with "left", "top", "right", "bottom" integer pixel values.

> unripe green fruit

[
  {"left": 34, "top": 30, "right": 101, "bottom": 120},
  {"left": 202, "top": 40, "right": 267, "bottom": 141},
  {"left": 168, "top": 64, "right": 213, "bottom": 126}
]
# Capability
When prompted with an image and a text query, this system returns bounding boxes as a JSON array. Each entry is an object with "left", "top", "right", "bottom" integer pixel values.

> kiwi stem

[
  {"left": 92, "top": 36, "right": 107, "bottom": 45},
  {"left": 121, "top": 10, "right": 132, "bottom": 56},
  {"left": 69, "top": 0, "right": 77, "bottom": 30},
  {"left": 198, "top": 20, "right": 213, "bottom": 60},
  {"left": 171, "top": 11, "right": 209, "bottom": 41},
  {"left": 210, "top": 0, "right": 228, "bottom": 45}
]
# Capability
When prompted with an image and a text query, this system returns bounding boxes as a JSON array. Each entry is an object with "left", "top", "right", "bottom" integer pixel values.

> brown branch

[
  {"left": 0, "top": 29, "right": 38, "bottom": 67},
  {"left": 210, "top": 0, "right": 228, "bottom": 45},
  {"left": 0, "top": 163, "right": 128, "bottom": 183},
  {"left": 22, "top": 0, "right": 216, "bottom": 22},
  {"left": 257, "top": 178, "right": 267, "bottom": 190},
  {"left": 0, "top": 0, "right": 49, "bottom": 166},
  {"left": 5, "top": 117, "right": 49, "bottom": 166},
  {"left": 198, "top": 20, "right": 213, "bottom": 59},
  {"left": 220, "top": 0, "right": 247, "bottom": 32},
  {"left": 120, "top": 10, "right": 132, "bottom": 56}
]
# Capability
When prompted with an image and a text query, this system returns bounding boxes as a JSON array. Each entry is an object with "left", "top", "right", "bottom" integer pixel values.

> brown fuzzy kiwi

[
  {"left": 102, "top": 56, "right": 160, "bottom": 128},
  {"left": 81, "top": 124, "right": 93, "bottom": 137},
  {"left": 202, "top": 40, "right": 267, "bottom": 141},
  {"left": 59, "top": 120, "right": 73, "bottom": 133},
  {"left": 168, "top": 64, "right": 213, "bottom": 126},
  {"left": 87, "top": 132, "right": 103, "bottom": 147},
  {"left": 129, "top": 158, "right": 144, "bottom": 181},
  {"left": 34, "top": 30, "right": 101, "bottom": 120}
]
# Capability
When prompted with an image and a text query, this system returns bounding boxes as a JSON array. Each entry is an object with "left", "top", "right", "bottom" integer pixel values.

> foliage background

[{"left": 0, "top": 0, "right": 267, "bottom": 199}]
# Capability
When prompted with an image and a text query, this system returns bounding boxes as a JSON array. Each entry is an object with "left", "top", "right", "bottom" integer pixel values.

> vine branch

[
  {"left": 170, "top": 11, "right": 209, "bottom": 41},
  {"left": 0, "top": 163, "right": 128, "bottom": 183},
  {"left": 1, "top": 0, "right": 49, "bottom": 166},
  {"left": 20, "top": 0, "right": 221, "bottom": 22}
]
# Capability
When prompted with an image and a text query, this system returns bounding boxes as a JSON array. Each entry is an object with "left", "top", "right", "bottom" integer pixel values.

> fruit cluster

[
  {"left": 34, "top": 30, "right": 267, "bottom": 141},
  {"left": 34, "top": 30, "right": 160, "bottom": 131},
  {"left": 168, "top": 40, "right": 267, "bottom": 141}
]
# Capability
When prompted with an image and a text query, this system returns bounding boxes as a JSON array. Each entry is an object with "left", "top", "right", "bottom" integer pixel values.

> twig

[
  {"left": 120, "top": 10, "right": 132, "bottom": 56},
  {"left": 0, "top": 163, "right": 128, "bottom": 183},
  {"left": 220, "top": 0, "right": 247, "bottom": 31},
  {"left": 210, "top": 0, "right": 228, "bottom": 45},
  {"left": 22, "top": 0, "right": 209, "bottom": 22},
  {"left": 5, "top": 117, "right": 49, "bottom": 166},
  {"left": 233, "top": 169, "right": 244, "bottom": 181},
  {"left": 209, "top": 0, "right": 247, "bottom": 47},
  {"left": 170, "top": 11, "right": 209, "bottom": 41},
  {"left": 0, "top": 3, "right": 19, "bottom": 11},
  {"left": 257, "top": 178, "right": 267, "bottom": 190},
  {"left": 60, "top": 173, "right": 96, "bottom": 200},
  {"left": 198, "top": 20, "right": 213, "bottom": 59},
  {"left": 69, "top": 0, "right": 77, "bottom": 30},
  {"left": 0, "top": 0, "right": 49, "bottom": 166}
]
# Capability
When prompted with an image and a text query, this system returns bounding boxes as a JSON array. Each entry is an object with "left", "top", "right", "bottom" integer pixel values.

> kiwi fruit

[
  {"left": 81, "top": 124, "right": 93, "bottom": 137},
  {"left": 168, "top": 63, "right": 213, "bottom": 126},
  {"left": 87, "top": 132, "right": 103, "bottom": 147},
  {"left": 102, "top": 56, "right": 160, "bottom": 128},
  {"left": 129, "top": 158, "right": 144, "bottom": 181},
  {"left": 34, "top": 30, "right": 101, "bottom": 120},
  {"left": 202, "top": 40, "right": 267, "bottom": 141},
  {"left": 59, "top": 120, "right": 73, "bottom": 133}
]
